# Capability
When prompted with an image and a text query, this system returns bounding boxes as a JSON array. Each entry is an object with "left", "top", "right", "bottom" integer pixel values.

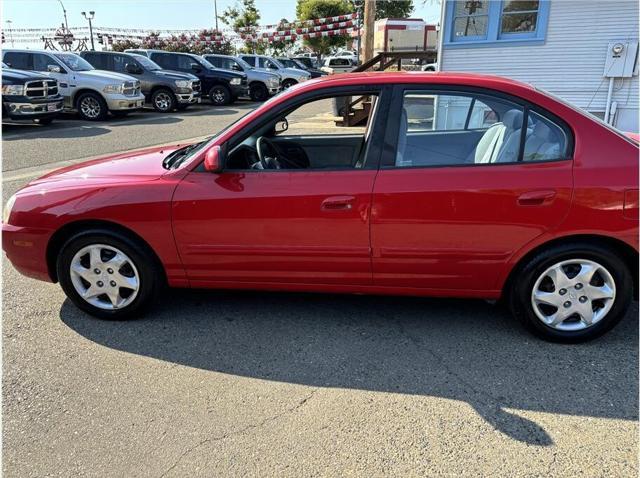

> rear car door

[
  {"left": 171, "top": 86, "right": 390, "bottom": 287},
  {"left": 370, "top": 86, "right": 574, "bottom": 294}
]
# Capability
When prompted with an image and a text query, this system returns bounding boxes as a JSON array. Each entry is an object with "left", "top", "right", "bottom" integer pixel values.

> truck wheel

[
  {"left": 249, "top": 83, "right": 268, "bottom": 101},
  {"left": 209, "top": 85, "right": 231, "bottom": 106},
  {"left": 151, "top": 88, "right": 176, "bottom": 112},
  {"left": 282, "top": 79, "right": 297, "bottom": 89},
  {"left": 76, "top": 92, "right": 108, "bottom": 121}
]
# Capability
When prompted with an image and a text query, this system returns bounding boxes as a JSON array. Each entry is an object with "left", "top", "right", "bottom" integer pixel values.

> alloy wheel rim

[
  {"left": 69, "top": 244, "right": 140, "bottom": 310},
  {"left": 80, "top": 97, "right": 101, "bottom": 118},
  {"left": 212, "top": 88, "right": 226, "bottom": 104},
  {"left": 531, "top": 258, "right": 616, "bottom": 331},
  {"left": 154, "top": 92, "right": 172, "bottom": 111}
]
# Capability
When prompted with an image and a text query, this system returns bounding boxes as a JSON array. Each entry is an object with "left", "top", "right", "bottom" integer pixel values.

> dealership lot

[{"left": 3, "top": 104, "right": 638, "bottom": 476}]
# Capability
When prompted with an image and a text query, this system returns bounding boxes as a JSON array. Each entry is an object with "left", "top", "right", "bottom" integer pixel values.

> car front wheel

[
  {"left": 57, "top": 230, "right": 162, "bottom": 320},
  {"left": 209, "top": 85, "right": 231, "bottom": 106},
  {"left": 509, "top": 242, "right": 632, "bottom": 342},
  {"left": 76, "top": 92, "right": 108, "bottom": 121},
  {"left": 152, "top": 88, "right": 176, "bottom": 112},
  {"left": 282, "top": 79, "right": 297, "bottom": 89},
  {"left": 249, "top": 83, "right": 268, "bottom": 101}
]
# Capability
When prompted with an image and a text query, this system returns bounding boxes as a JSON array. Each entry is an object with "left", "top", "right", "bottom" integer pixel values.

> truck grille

[
  {"left": 241, "top": 78, "right": 248, "bottom": 86},
  {"left": 24, "top": 79, "right": 59, "bottom": 98},
  {"left": 191, "top": 80, "right": 201, "bottom": 92},
  {"left": 122, "top": 80, "right": 141, "bottom": 97}
]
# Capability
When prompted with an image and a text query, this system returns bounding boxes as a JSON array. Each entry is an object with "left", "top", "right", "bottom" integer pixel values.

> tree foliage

[
  {"left": 111, "top": 30, "right": 233, "bottom": 55},
  {"left": 351, "top": 0, "right": 415, "bottom": 21},
  {"left": 296, "top": 0, "right": 353, "bottom": 55},
  {"left": 220, "top": 0, "right": 261, "bottom": 52}
]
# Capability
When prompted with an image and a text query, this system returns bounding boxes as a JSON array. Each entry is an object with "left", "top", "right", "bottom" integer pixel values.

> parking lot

[{"left": 3, "top": 103, "right": 638, "bottom": 477}]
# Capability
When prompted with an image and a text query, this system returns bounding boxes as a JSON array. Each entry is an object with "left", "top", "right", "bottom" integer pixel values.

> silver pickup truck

[{"left": 3, "top": 49, "right": 145, "bottom": 121}]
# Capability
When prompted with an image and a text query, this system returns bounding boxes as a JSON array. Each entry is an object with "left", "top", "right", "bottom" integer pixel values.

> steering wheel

[{"left": 256, "top": 136, "right": 285, "bottom": 169}]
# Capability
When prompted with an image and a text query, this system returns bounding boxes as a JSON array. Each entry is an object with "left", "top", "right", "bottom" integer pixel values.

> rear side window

[
  {"left": 393, "top": 90, "right": 571, "bottom": 168},
  {"left": 240, "top": 56, "right": 255, "bottom": 66},
  {"left": 151, "top": 53, "right": 176, "bottom": 69},
  {"left": 3, "top": 52, "right": 30, "bottom": 70},
  {"left": 83, "top": 53, "right": 108, "bottom": 70}
]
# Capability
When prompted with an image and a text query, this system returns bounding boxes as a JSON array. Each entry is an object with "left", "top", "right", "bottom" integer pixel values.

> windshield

[
  {"left": 54, "top": 53, "right": 94, "bottom": 71},
  {"left": 194, "top": 55, "right": 216, "bottom": 70},
  {"left": 133, "top": 54, "right": 161, "bottom": 71}
]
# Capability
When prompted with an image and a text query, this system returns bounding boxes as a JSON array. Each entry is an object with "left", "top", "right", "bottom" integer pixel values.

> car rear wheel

[
  {"left": 209, "top": 85, "right": 231, "bottom": 106},
  {"left": 509, "top": 242, "right": 632, "bottom": 342},
  {"left": 249, "top": 82, "right": 269, "bottom": 101},
  {"left": 57, "top": 230, "right": 163, "bottom": 320},
  {"left": 152, "top": 88, "right": 176, "bottom": 112},
  {"left": 76, "top": 92, "right": 108, "bottom": 121},
  {"left": 282, "top": 79, "right": 297, "bottom": 89}
]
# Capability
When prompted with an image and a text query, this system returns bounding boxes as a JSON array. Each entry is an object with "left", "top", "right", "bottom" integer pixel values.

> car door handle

[
  {"left": 517, "top": 190, "right": 557, "bottom": 206},
  {"left": 321, "top": 196, "right": 355, "bottom": 211}
]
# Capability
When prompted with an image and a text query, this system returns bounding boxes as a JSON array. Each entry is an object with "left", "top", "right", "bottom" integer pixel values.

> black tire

[
  {"left": 56, "top": 229, "right": 163, "bottom": 320},
  {"left": 509, "top": 242, "right": 633, "bottom": 343},
  {"left": 151, "top": 88, "right": 176, "bottom": 112},
  {"left": 209, "top": 84, "right": 231, "bottom": 106},
  {"left": 76, "top": 91, "right": 108, "bottom": 121},
  {"left": 33, "top": 117, "right": 54, "bottom": 125},
  {"left": 282, "top": 79, "right": 297, "bottom": 89},
  {"left": 111, "top": 111, "right": 130, "bottom": 118},
  {"left": 249, "top": 82, "right": 269, "bottom": 102}
]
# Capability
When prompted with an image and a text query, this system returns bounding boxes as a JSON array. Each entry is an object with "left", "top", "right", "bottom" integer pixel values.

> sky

[{"left": 2, "top": 0, "right": 441, "bottom": 48}]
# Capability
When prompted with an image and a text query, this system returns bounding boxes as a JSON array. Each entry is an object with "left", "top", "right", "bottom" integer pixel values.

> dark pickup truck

[
  {"left": 125, "top": 49, "right": 248, "bottom": 106},
  {"left": 2, "top": 63, "right": 64, "bottom": 124}
]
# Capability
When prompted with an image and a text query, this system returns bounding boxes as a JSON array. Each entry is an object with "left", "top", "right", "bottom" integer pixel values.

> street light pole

[
  {"left": 6, "top": 20, "right": 14, "bottom": 47},
  {"left": 214, "top": 0, "right": 219, "bottom": 32},
  {"left": 57, "top": 0, "right": 69, "bottom": 32},
  {"left": 81, "top": 11, "right": 96, "bottom": 50}
]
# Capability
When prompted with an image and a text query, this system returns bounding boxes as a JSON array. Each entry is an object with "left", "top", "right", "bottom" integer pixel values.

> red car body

[{"left": 3, "top": 72, "right": 639, "bottom": 301}]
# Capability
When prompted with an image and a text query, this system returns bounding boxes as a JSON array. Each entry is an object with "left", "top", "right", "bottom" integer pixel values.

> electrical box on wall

[{"left": 603, "top": 40, "right": 639, "bottom": 78}]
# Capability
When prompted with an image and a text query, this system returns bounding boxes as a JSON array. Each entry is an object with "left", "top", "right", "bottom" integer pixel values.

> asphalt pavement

[{"left": 2, "top": 102, "right": 638, "bottom": 477}]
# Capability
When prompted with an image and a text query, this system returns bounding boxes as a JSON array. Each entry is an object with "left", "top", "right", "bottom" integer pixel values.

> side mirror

[
  {"left": 204, "top": 145, "right": 223, "bottom": 172},
  {"left": 190, "top": 63, "right": 202, "bottom": 72},
  {"left": 274, "top": 118, "right": 289, "bottom": 134},
  {"left": 125, "top": 63, "right": 141, "bottom": 74},
  {"left": 47, "top": 65, "right": 61, "bottom": 73}
]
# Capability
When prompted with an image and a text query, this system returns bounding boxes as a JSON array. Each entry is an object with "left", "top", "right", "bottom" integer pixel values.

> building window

[
  {"left": 446, "top": 0, "right": 550, "bottom": 46},
  {"left": 500, "top": 1, "right": 540, "bottom": 36},
  {"left": 453, "top": 1, "right": 489, "bottom": 40}
]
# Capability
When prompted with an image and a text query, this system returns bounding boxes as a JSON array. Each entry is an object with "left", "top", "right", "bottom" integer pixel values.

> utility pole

[
  {"left": 6, "top": 20, "right": 14, "bottom": 47},
  {"left": 57, "top": 0, "right": 69, "bottom": 32},
  {"left": 214, "top": 0, "right": 219, "bottom": 32},
  {"left": 362, "top": 0, "right": 376, "bottom": 63},
  {"left": 82, "top": 11, "right": 96, "bottom": 50}
]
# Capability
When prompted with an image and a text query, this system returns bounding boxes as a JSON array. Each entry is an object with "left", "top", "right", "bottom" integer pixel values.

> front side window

[
  {"left": 112, "top": 54, "right": 130, "bottom": 73},
  {"left": 32, "top": 53, "right": 54, "bottom": 72},
  {"left": 151, "top": 53, "right": 176, "bottom": 69},
  {"left": 453, "top": 0, "right": 489, "bottom": 40},
  {"left": 501, "top": 1, "right": 540, "bottom": 34},
  {"left": 394, "top": 90, "right": 570, "bottom": 168},
  {"left": 3, "top": 52, "right": 31, "bottom": 70}
]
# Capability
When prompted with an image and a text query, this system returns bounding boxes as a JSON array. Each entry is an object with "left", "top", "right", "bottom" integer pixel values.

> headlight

[
  {"left": 298, "top": 76, "right": 308, "bottom": 82},
  {"left": 229, "top": 78, "right": 242, "bottom": 85},
  {"left": 1, "top": 85, "right": 24, "bottom": 95},
  {"left": 103, "top": 83, "right": 124, "bottom": 94},
  {"left": 175, "top": 80, "right": 190, "bottom": 88},
  {"left": 3, "top": 194, "right": 16, "bottom": 224},
  {"left": 267, "top": 77, "right": 279, "bottom": 86}
]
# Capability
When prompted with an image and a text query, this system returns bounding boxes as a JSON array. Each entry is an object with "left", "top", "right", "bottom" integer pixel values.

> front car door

[
  {"left": 171, "top": 85, "right": 390, "bottom": 287},
  {"left": 371, "top": 85, "right": 574, "bottom": 296}
]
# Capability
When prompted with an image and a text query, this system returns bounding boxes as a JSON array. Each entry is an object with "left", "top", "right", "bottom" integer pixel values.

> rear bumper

[{"left": 2, "top": 223, "right": 54, "bottom": 282}]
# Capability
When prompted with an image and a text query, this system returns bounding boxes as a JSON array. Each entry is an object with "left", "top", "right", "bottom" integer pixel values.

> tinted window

[
  {"left": 32, "top": 53, "right": 54, "bottom": 72},
  {"left": 151, "top": 53, "right": 176, "bottom": 69},
  {"left": 240, "top": 56, "right": 255, "bottom": 67},
  {"left": 3, "top": 52, "right": 31, "bottom": 70},
  {"left": 112, "top": 54, "right": 132, "bottom": 73},
  {"left": 523, "top": 110, "right": 569, "bottom": 161},
  {"left": 395, "top": 91, "right": 525, "bottom": 167},
  {"left": 176, "top": 55, "right": 199, "bottom": 70},
  {"left": 257, "top": 57, "right": 268, "bottom": 68},
  {"left": 329, "top": 58, "right": 351, "bottom": 66},
  {"left": 82, "top": 52, "right": 108, "bottom": 69}
]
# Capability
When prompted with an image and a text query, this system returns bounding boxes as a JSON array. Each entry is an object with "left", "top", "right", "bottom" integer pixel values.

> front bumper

[
  {"left": 104, "top": 92, "right": 146, "bottom": 111},
  {"left": 230, "top": 84, "right": 250, "bottom": 98},
  {"left": 3, "top": 96, "right": 64, "bottom": 120},
  {"left": 176, "top": 90, "right": 201, "bottom": 104},
  {"left": 2, "top": 223, "right": 54, "bottom": 283}
]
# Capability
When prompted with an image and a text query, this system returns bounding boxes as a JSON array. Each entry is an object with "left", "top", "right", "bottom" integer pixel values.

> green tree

[
  {"left": 221, "top": 0, "right": 261, "bottom": 52},
  {"left": 352, "top": 0, "right": 415, "bottom": 20},
  {"left": 296, "top": 0, "right": 353, "bottom": 55}
]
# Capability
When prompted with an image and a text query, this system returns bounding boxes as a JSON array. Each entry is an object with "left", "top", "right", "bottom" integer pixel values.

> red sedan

[{"left": 3, "top": 72, "right": 638, "bottom": 342}]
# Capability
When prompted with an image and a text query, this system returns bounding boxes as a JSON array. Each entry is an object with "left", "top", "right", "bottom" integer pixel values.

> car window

[
  {"left": 240, "top": 56, "right": 255, "bottom": 67},
  {"left": 176, "top": 55, "right": 198, "bottom": 70},
  {"left": 112, "top": 54, "right": 131, "bottom": 73},
  {"left": 3, "top": 52, "right": 31, "bottom": 70},
  {"left": 329, "top": 58, "right": 351, "bottom": 66},
  {"left": 151, "top": 53, "right": 176, "bottom": 69},
  {"left": 84, "top": 52, "right": 109, "bottom": 70},
  {"left": 54, "top": 53, "right": 93, "bottom": 71},
  {"left": 32, "top": 53, "right": 54, "bottom": 72},
  {"left": 395, "top": 90, "right": 525, "bottom": 167},
  {"left": 256, "top": 57, "right": 268, "bottom": 68},
  {"left": 523, "top": 110, "right": 569, "bottom": 161}
]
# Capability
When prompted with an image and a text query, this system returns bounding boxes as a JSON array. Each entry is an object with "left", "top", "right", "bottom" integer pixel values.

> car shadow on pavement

[
  {"left": 59, "top": 290, "right": 639, "bottom": 447},
  {"left": 2, "top": 123, "right": 112, "bottom": 141}
]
